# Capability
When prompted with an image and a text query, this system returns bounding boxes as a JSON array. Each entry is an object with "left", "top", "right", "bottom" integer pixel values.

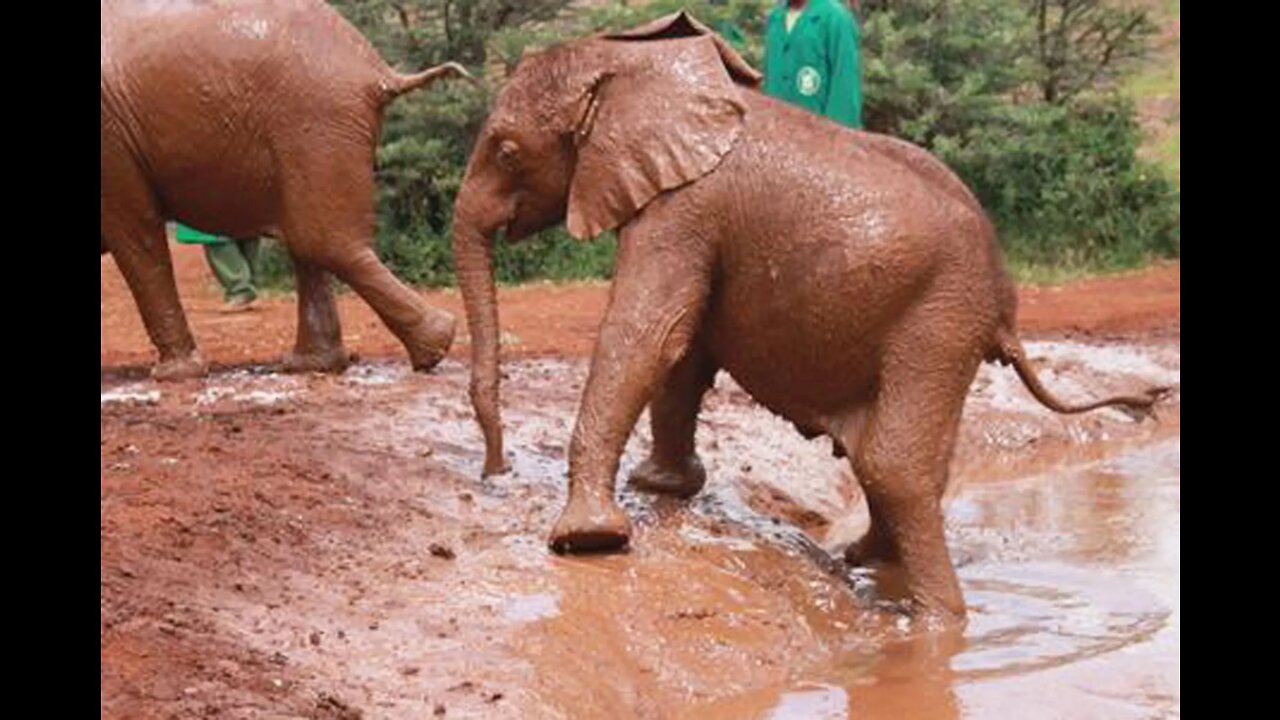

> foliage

[{"left": 258, "top": 0, "right": 1177, "bottom": 289}]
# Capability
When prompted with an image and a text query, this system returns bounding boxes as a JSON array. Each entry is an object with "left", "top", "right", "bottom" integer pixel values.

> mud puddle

[
  {"left": 683, "top": 438, "right": 1180, "bottom": 719},
  {"left": 101, "top": 336, "right": 1178, "bottom": 719}
]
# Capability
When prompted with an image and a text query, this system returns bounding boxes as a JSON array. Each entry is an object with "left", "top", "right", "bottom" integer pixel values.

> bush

[
  {"left": 256, "top": 227, "right": 616, "bottom": 290},
  {"left": 494, "top": 229, "right": 618, "bottom": 284},
  {"left": 254, "top": 237, "right": 296, "bottom": 291},
  {"left": 861, "top": 0, "right": 1178, "bottom": 270},
  {"left": 940, "top": 94, "right": 1180, "bottom": 269},
  {"left": 254, "top": 0, "right": 1177, "bottom": 291}
]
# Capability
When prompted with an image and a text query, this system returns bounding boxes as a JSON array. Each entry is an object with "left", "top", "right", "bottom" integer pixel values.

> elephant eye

[{"left": 496, "top": 140, "right": 520, "bottom": 171}]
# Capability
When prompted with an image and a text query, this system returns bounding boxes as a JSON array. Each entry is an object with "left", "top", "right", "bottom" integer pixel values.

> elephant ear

[
  {"left": 565, "top": 36, "right": 748, "bottom": 240},
  {"left": 604, "top": 10, "right": 763, "bottom": 88}
]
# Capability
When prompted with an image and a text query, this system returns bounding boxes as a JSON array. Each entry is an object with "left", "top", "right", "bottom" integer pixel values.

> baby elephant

[
  {"left": 450, "top": 12, "right": 1165, "bottom": 622},
  {"left": 102, "top": 0, "right": 469, "bottom": 379}
]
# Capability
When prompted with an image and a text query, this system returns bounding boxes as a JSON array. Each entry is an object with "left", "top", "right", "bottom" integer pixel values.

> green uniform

[
  {"left": 173, "top": 222, "right": 221, "bottom": 245},
  {"left": 763, "top": 0, "right": 863, "bottom": 128},
  {"left": 173, "top": 222, "right": 260, "bottom": 303}
]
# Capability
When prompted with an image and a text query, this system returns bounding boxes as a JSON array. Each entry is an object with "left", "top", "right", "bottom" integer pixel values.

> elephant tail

[
  {"left": 381, "top": 61, "right": 476, "bottom": 103},
  {"left": 991, "top": 329, "right": 1171, "bottom": 420}
]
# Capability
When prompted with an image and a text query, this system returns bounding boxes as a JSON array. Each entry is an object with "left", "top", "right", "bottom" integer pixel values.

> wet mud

[{"left": 102, "top": 331, "right": 1179, "bottom": 718}]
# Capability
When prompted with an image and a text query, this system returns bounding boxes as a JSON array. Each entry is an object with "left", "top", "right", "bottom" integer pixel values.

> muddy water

[
  {"left": 442, "top": 439, "right": 1179, "bottom": 719},
  {"left": 100, "top": 338, "right": 1179, "bottom": 719},
  {"left": 706, "top": 439, "right": 1179, "bottom": 719}
]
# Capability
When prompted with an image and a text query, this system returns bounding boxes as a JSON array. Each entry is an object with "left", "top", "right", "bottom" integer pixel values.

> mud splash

[{"left": 101, "top": 336, "right": 1178, "bottom": 718}]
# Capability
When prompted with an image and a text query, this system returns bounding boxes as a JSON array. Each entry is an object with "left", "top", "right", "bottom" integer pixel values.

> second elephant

[{"left": 102, "top": 0, "right": 468, "bottom": 379}]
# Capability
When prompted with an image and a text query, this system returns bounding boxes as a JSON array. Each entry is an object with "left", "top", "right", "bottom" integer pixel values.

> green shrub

[
  {"left": 940, "top": 94, "right": 1179, "bottom": 269},
  {"left": 253, "top": 0, "right": 1176, "bottom": 291}
]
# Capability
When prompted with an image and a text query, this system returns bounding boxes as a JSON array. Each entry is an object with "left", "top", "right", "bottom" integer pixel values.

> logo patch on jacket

[{"left": 797, "top": 66, "right": 822, "bottom": 96}]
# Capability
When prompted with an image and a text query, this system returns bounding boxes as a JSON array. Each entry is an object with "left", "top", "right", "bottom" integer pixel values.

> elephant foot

[
  {"left": 627, "top": 455, "right": 706, "bottom": 498},
  {"left": 152, "top": 353, "right": 207, "bottom": 381},
  {"left": 407, "top": 309, "right": 457, "bottom": 373},
  {"left": 482, "top": 452, "right": 511, "bottom": 478},
  {"left": 903, "top": 586, "right": 968, "bottom": 628},
  {"left": 282, "top": 346, "right": 352, "bottom": 374},
  {"left": 843, "top": 527, "right": 899, "bottom": 566},
  {"left": 548, "top": 494, "right": 632, "bottom": 554}
]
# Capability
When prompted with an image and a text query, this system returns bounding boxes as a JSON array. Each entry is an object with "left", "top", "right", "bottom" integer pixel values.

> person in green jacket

[
  {"left": 762, "top": 0, "right": 863, "bottom": 129},
  {"left": 173, "top": 223, "right": 261, "bottom": 311}
]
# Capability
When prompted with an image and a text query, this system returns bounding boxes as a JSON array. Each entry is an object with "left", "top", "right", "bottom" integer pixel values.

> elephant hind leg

[
  {"left": 281, "top": 253, "right": 350, "bottom": 374},
  {"left": 102, "top": 152, "right": 204, "bottom": 380},
  {"left": 279, "top": 157, "right": 455, "bottom": 371},
  {"left": 842, "top": 404, "right": 960, "bottom": 568},
  {"left": 843, "top": 496, "right": 902, "bottom": 566},
  {"left": 843, "top": 326, "right": 978, "bottom": 621},
  {"left": 628, "top": 343, "right": 717, "bottom": 498}
]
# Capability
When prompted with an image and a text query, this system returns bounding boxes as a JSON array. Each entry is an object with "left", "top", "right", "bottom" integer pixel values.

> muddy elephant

[
  {"left": 451, "top": 12, "right": 1164, "bottom": 621},
  {"left": 102, "top": 0, "right": 469, "bottom": 379}
]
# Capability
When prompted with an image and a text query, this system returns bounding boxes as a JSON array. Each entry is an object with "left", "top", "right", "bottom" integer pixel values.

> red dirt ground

[{"left": 100, "top": 244, "right": 1179, "bottom": 371}]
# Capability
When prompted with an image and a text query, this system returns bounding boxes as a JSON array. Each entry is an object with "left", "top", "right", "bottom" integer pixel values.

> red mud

[{"left": 101, "top": 247, "right": 1180, "bottom": 719}]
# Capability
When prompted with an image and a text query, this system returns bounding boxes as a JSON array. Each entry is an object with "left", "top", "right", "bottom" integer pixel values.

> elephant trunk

[{"left": 452, "top": 200, "right": 509, "bottom": 477}]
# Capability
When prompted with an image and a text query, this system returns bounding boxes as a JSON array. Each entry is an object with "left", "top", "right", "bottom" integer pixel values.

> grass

[
  {"left": 1126, "top": 59, "right": 1179, "bottom": 100},
  {"left": 1006, "top": 262, "right": 1096, "bottom": 286},
  {"left": 1154, "top": 133, "right": 1179, "bottom": 185},
  {"left": 1006, "top": 251, "right": 1166, "bottom": 286},
  {"left": 1125, "top": 0, "right": 1180, "bottom": 187}
]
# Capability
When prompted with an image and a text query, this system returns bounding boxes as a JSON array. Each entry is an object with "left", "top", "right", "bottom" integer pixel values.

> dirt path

[{"left": 101, "top": 244, "right": 1178, "bottom": 372}]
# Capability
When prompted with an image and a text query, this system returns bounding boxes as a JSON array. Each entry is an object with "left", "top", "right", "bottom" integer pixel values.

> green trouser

[{"left": 203, "top": 238, "right": 260, "bottom": 302}]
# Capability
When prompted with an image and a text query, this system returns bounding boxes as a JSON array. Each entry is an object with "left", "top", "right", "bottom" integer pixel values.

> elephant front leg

[
  {"left": 282, "top": 255, "right": 350, "bottom": 374},
  {"left": 106, "top": 223, "right": 205, "bottom": 380},
  {"left": 627, "top": 344, "right": 716, "bottom": 498},
  {"left": 102, "top": 143, "right": 204, "bottom": 380},
  {"left": 549, "top": 227, "right": 711, "bottom": 554}
]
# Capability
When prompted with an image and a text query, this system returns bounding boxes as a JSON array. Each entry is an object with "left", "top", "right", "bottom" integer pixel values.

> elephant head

[{"left": 452, "top": 12, "right": 761, "bottom": 475}]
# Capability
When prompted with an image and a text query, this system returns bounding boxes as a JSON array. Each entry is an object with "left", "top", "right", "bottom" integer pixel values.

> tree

[
  {"left": 328, "top": 1, "right": 575, "bottom": 236},
  {"left": 1030, "top": 0, "right": 1158, "bottom": 103},
  {"left": 259, "top": 0, "right": 1176, "bottom": 288},
  {"left": 858, "top": 0, "right": 1176, "bottom": 270}
]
